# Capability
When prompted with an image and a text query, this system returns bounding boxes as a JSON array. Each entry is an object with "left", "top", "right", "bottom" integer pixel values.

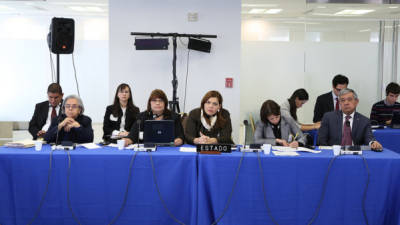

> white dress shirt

[{"left": 42, "top": 104, "right": 61, "bottom": 131}]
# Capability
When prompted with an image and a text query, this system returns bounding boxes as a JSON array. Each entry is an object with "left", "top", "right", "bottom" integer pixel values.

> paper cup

[
  {"left": 263, "top": 144, "right": 272, "bottom": 155},
  {"left": 333, "top": 145, "right": 341, "bottom": 156},
  {"left": 34, "top": 141, "right": 42, "bottom": 151},
  {"left": 117, "top": 139, "right": 125, "bottom": 150}
]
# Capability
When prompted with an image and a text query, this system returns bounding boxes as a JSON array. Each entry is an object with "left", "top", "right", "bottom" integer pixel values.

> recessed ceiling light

[
  {"left": 0, "top": 5, "right": 14, "bottom": 11},
  {"left": 69, "top": 6, "right": 86, "bottom": 12},
  {"left": 248, "top": 8, "right": 265, "bottom": 14},
  {"left": 86, "top": 6, "right": 104, "bottom": 12},
  {"left": 359, "top": 29, "right": 371, "bottom": 32},
  {"left": 389, "top": 6, "right": 399, "bottom": 9},
  {"left": 69, "top": 6, "right": 104, "bottom": 12},
  {"left": 335, "top": 9, "right": 375, "bottom": 15},
  {"left": 317, "top": 6, "right": 327, "bottom": 9},
  {"left": 265, "top": 9, "right": 282, "bottom": 14}
]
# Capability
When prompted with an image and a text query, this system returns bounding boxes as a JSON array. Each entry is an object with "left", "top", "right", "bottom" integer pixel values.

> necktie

[
  {"left": 341, "top": 115, "right": 352, "bottom": 146},
  {"left": 51, "top": 107, "right": 57, "bottom": 119},
  {"left": 335, "top": 98, "right": 339, "bottom": 111}
]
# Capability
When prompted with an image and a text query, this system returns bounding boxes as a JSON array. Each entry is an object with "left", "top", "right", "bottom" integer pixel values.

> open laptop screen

[{"left": 143, "top": 120, "right": 175, "bottom": 144}]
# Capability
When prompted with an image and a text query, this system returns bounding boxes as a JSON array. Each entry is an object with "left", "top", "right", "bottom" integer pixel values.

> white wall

[
  {"left": 0, "top": 15, "right": 109, "bottom": 122},
  {"left": 109, "top": 0, "right": 241, "bottom": 141}
]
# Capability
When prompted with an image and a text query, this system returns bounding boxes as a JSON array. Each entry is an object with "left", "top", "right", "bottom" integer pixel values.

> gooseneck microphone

[
  {"left": 136, "top": 119, "right": 141, "bottom": 143},
  {"left": 243, "top": 120, "right": 249, "bottom": 147}
]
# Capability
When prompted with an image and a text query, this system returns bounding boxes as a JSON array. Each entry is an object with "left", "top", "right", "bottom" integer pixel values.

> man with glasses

[
  {"left": 29, "top": 83, "right": 64, "bottom": 140},
  {"left": 370, "top": 82, "right": 400, "bottom": 125},
  {"left": 318, "top": 88, "right": 382, "bottom": 150},
  {"left": 44, "top": 95, "right": 93, "bottom": 144},
  {"left": 313, "top": 74, "right": 349, "bottom": 123}
]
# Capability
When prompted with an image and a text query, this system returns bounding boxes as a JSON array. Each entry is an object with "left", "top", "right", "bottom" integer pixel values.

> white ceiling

[
  {"left": 0, "top": 0, "right": 107, "bottom": 16},
  {"left": 242, "top": 0, "right": 400, "bottom": 19},
  {"left": 0, "top": 0, "right": 399, "bottom": 19}
]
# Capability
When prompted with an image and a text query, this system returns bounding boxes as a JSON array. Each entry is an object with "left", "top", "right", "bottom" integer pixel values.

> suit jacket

[
  {"left": 313, "top": 91, "right": 334, "bottom": 123},
  {"left": 184, "top": 108, "right": 234, "bottom": 145},
  {"left": 318, "top": 111, "right": 375, "bottom": 146},
  {"left": 29, "top": 100, "right": 62, "bottom": 140},
  {"left": 44, "top": 114, "right": 94, "bottom": 144},
  {"left": 102, "top": 105, "right": 140, "bottom": 141},
  {"left": 254, "top": 114, "right": 306, "bottom": 145},
  {"left": 126, "top": 110, "right": 184, "bottom": 143}
]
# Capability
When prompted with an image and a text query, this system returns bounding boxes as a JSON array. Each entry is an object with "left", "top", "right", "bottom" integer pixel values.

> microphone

[
  {"left": 136, "top": 119, "right": 142, "bottom": 143},
  {"left": 243, "top": 120, "right": 248, "bottom": 147},
  {"left": 55, "top": 114, "right": 63, "bottom": 146},
  {"left": 345, "top": 120, "right": 350, "bottom": 127}
]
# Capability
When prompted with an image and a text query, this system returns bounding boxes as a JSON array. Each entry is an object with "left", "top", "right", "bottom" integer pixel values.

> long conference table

[{"left": 0, "top": 145, "right": 399, "bottom": 225}]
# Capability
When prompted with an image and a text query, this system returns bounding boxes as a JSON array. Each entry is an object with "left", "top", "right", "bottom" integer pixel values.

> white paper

[
  {"left": 79, "top": 143, "right": 101, "bottom": 149},
  {"left": 272, "top": 146, "right": 297, "bottom": 151},
  {"left": 296, "top": 147, "right": 321, "bottom": 153},
  {"left": 179, "top": 147, "right": 197, "bottom": 152},
  {"left": 318, "top": 146, "right": 333, "bottom": 150},
  {"left": 272, "top": 151, "right": 299, "bottom": 156}
]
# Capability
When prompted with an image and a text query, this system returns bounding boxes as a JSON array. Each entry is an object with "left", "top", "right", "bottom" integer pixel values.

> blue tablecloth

[
  {"left": 0, "top": 145, "right": 197, "bottom": 225},
  {"left": 373, "top": 128, "right": 400, "bottom": 154},
  {"left": 197, "top": 149, "right": 400, "bottom": 225},
  {"left": 1, "top": 145, "right": 400, "bottom": 225}
]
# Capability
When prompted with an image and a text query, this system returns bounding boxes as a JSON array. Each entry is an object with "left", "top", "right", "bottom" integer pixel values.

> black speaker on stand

[{"left": 47, "top": 17, "right": 75, "bottom": 84}]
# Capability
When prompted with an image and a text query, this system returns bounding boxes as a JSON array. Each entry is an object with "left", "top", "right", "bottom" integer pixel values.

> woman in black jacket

[
  {"left": 185, "top": 90, "right": 233, "bottom": 145},
  {"left": 123, "top": 89, "right": 184, "bottom": 146},
  {"left": 103, "top": 83, "right": 140, "bottom": 143}
]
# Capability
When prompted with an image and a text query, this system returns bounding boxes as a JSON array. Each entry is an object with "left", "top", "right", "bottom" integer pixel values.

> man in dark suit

[
  {"left": 29, "top": 83, "right": 63, "bottom": 140},
  {"left": 318, "top": 88, "right": 382, "bottom": 150},
  {"left": 313, "top": 74, "right": 349, "bottom": 123}
]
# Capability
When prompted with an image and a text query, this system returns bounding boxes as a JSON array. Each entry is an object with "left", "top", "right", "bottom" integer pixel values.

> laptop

[
  {"left": 143, "top": 120, "right": 175, "bottom": 146},
  {"left": 390, "top": 111, "right": 400, "bottom": 129}
]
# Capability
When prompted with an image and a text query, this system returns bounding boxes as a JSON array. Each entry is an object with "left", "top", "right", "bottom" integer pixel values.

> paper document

[
  {"left": 272, "top": 151, "right": 299, "bottom": 156},
  {"left": 180, "top": 147, "right": 197, "bottom": 152},
  {"left": 318, "top": 146, "right": 333, "bottom": 150},
  {"left": 272, "top": 146, "right": 297, "bottom": 151},
  {"left": 4, "top": 139, "right": 35, "bottom": 148},
  {"left": 79, "top": 143, "right": 101, "bottom": 149},
  {"left": 296, "top": 147, "right": 321, "bottom": 153}
]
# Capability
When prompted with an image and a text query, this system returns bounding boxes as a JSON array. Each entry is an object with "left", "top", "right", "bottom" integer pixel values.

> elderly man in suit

[
  {"left": 29, "top": 83, "right": 63, "bottom": 140},
  {"left": 313, "top": 74, "right": 349, "bottom": 123},
  {"left": 318, "top": 88, "right": 382, "bottom": 150}
]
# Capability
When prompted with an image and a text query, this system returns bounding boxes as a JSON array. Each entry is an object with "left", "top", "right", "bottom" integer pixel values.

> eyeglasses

[
  {"left": 65, "top": 104, "right": 79, "bottom": 109},
  {"left": 151, "top": 99, "right": 164, "bottom": 103}
]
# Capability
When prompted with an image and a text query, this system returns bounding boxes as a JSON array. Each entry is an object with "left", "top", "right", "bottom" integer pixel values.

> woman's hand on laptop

[{"left": 174, "top": 138, "right": 183, "bottom": 146}]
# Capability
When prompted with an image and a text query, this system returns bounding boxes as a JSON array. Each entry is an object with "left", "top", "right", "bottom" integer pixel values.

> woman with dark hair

[
  {"left": 185, "top": 90, "right": 233, "bottom": 145},
  {"left": 280, "top": 88, "right": 320, "bottom": 131},
  {"left": 254, "top": 100, "right": 305, "bottom": 147},
  {"left": 103, "top": 83, "right": 140, "bottom": 143},
  {"left": 123, "top": 89, "right": 184, "bottom": 146}
]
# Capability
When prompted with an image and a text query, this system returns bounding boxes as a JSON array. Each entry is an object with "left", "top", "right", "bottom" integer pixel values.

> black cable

[
  {"left": 108, "top": 151, "right": 139, "bottom": 225},
  {"left": 210, "top": 152, "right": 246, "bottom": 225},
  {"left": 66, "top": 150, "right": 83, "bottom": 225},
  {"left": 307, "top": 155, "right": 339, "bottom": 225},
  {"left": 148, "top": 151, "right": 186, "bottom": 225},
  {"left": 71, "top": 54, "right": 80, "bottom": 97},
  {"left": 360, "top": 155, "right": 370, "bottom": 225},
  {"left": 183, "top": 49, "right": 190, "bottom": 113},
  {"left": 256, "top": 151, "right": 280, "bottom": 225},
  {"left": 26, "top": 150, "right": 54, "bottom": 225}
]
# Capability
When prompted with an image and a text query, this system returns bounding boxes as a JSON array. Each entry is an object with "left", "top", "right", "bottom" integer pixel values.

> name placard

[{"left": 196, "top": 144, "right": 232, "bottom": 153}]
